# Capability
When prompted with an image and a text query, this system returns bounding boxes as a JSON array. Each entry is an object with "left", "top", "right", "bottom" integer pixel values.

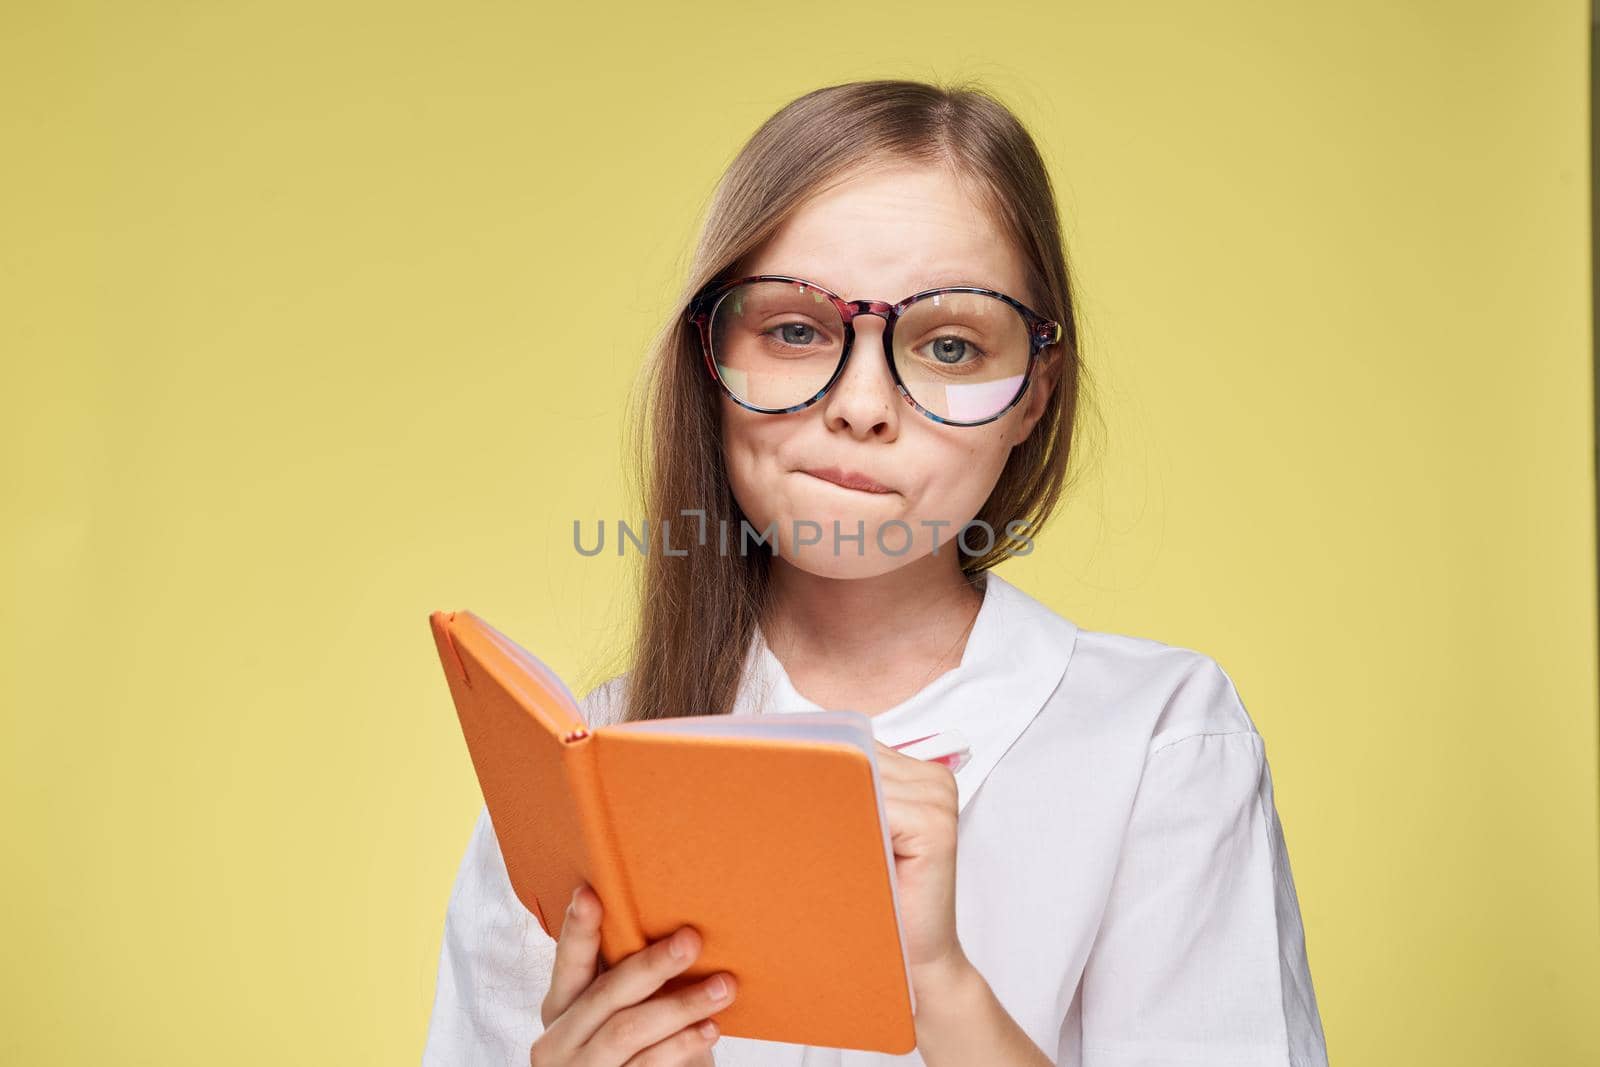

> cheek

[
  {"left": 908, "top": 425, "right": 1014, "bottom": 521},
  {"left": 718, "top": 403, "right": 781, "bottom": 519}
]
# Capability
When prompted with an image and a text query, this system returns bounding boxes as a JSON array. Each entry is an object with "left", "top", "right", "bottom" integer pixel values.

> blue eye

[
  {"left": 923, "top": 336, "right": 987, "bottom": 366},
  {"left": 777, "top": 323, "right": 816, "bottom": 345}
]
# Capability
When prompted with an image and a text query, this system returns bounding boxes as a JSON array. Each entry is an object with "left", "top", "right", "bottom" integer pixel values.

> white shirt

[{"left": 423, "top": 571, "right": 1329, "bottom": 1066}]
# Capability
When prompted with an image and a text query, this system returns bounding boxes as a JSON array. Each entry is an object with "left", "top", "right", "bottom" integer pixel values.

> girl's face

[{"left": 718, "top": 163, "right": 1059, "bottom": 580}]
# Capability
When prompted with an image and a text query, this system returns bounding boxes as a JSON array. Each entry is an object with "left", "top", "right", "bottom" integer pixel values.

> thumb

[{"left": 541, "top": 884, "right": 604, "bottom": 1027}]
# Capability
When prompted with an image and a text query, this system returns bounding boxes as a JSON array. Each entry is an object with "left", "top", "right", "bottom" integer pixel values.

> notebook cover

[
  {"left": 586, "top": 726, "right": 916, "bottom": 1051},
  {"left": 428, "top": 609, "right": 917, "bottom": 1054}
]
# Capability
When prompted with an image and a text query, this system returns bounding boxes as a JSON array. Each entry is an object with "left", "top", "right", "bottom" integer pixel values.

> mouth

[{"left": 799, "top": 466, "right": 896, "bottom": 494}]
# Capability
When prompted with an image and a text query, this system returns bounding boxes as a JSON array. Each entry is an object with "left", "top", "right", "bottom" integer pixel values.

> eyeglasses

[{"left": 686, "top": 274, "right": 1063, "bottom": 427}]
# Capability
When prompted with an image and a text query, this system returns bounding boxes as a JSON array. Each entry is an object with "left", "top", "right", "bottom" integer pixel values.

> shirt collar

[{"left": 732, "top": 570, "right": 1079, "bottom": 814}]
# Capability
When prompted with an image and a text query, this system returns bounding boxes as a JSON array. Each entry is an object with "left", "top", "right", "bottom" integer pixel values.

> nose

[{"left": 820, "top": 307, "right": 903, "bottom": 437}]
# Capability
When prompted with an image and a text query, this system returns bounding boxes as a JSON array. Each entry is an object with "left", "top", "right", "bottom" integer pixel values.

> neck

[{"left": 760, "top": 553, "right": 985, "bottom": 680}]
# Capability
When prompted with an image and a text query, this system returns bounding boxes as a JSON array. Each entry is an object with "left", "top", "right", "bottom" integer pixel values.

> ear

[{"left": 1011, "top": 348, "right": 1063, "bottom": 445}]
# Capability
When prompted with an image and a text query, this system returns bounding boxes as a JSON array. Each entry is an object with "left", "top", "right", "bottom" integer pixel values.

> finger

[
  {"left": 874, "top": 740, "right": 955, "bottom": 789},
  {"left": 553, "top": 923, "right": 722, "bottom": 1053},
  {"left": 873, "top": 741, "right": 917, "bottom": 782},
  {"left": 542, "top": 884, "right": 605, "bottom": 1027},
  {"left": 621, "top": 1020, "right": 721, "bottom": 1066},
  {"left": 878, "top": 772, "right": 958, "bottom": 844},
  {"left": 875, "top": 752, "right": 952, "bottom": 798},
  {"left": 602, "top": 973, "right": 736, "bottom": 1064},
  {"left": 873, "top": 739, "right": 915, "bottom": 765}
]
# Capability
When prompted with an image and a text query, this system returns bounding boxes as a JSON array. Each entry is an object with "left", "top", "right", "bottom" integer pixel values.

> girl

[{"left": 424, "top": 79, "right": 1328, "bottom": 1067}]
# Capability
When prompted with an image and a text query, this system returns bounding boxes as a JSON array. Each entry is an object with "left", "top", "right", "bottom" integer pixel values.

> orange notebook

[{"left": 428, "top": 609, "right": 918, "bottom": 1054}]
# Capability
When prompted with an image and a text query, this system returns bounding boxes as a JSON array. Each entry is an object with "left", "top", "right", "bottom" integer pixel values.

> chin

[{"left": 775, "top": 548, "right": 917, "bottom": 581}]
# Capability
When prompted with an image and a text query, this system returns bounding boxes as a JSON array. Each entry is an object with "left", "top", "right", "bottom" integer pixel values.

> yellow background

[{"left": 3, "top": 1, "right": 1594, "bottom": 1063}]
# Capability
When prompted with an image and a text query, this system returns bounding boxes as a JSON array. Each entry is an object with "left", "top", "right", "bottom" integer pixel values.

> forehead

[{"left": 739, "top": 164, "right": 1031, "bottom": 302}]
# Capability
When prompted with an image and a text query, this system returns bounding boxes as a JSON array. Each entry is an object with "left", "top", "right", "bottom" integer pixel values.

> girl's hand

[
  {"left": 871, "top": 739, "right": 973, "bottom": 996},
  {"left": 532, "top": 883, "right": 737, "bottom": 1066}
]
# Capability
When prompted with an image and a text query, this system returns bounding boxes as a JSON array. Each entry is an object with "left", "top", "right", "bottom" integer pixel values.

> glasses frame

[{"left": 686, "top": 273, "right": 1064, "bottom": 427}]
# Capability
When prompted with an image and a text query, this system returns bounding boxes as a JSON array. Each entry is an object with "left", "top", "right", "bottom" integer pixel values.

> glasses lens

[
  {"left": 893, "top": 292, "right": 1031, "bottom": 423},
  {"left": 708, "top": 280, "right": 845, "bottom": 410}
]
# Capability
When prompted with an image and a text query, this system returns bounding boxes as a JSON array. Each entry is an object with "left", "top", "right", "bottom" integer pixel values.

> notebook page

[{"left": 469, "top": 613, "right": 586, "bottom": 724}]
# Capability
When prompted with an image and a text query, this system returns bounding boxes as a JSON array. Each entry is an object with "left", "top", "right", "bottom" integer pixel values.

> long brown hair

[{"left": 607, "top": 78, "right": 1094, "bottom": 724}]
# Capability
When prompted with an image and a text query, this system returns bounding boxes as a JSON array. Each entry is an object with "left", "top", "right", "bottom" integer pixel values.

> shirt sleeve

[
  {"left": 421, "top": 804, "right": 556, "bottom": 1066},
  {"left": 422, "top": 674, "right": 630, "bottom": 1067},
  {"left": 1071, "top": 728, "right": 1329, "bottom": 1067}
]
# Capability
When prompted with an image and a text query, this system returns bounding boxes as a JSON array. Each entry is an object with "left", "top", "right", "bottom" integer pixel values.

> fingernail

[
  {"left": 697, "top": 1019, "right": 718, "bottom": 1040},
  {"left": 706, "top": 975, "right": 728, "bottom": 999},
  {"left": 671, "top": 928, "right": 693, "bottom": 960}
]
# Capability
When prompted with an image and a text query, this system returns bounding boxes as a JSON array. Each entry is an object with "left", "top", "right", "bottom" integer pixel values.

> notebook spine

[{"left": 560, "top": 731, "right": 649, "bottom": 965}]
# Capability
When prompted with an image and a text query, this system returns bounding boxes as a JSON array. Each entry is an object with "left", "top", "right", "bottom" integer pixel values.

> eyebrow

[
  {"left": 907, "top": 272, "right": 990, "bottom": 293},
  {"left": 768, "top": 270, "right": 999, "bottom": 297}
]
